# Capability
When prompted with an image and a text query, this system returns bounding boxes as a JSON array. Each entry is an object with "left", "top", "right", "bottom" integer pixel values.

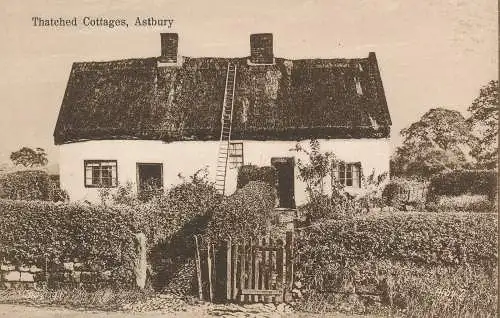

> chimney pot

[
  {"left": 250, "top": 33, "right": 274, "bottom": 64},
  {"left": 160, "top": 33, "right": 178, "bottom": 63}
]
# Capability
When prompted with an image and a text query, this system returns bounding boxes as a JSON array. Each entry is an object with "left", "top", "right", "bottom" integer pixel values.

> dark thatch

[{"left": 54, "top": 53, "right": 391, "bottom": 144}]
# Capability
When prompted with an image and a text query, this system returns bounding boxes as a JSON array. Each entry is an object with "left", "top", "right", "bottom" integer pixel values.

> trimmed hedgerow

[
  {"left": 428, "top": 170, "right": 497, "bottom": 201},
  {"left": 0, "top": 199, "right": 136, "bottom": 284},
  {"left": 205, "top": 181, "right": 276, "bottom": 241},
  {"left": 295, "top": 212, "right": 498, "bottom": 315},
  {"left": 237, "top": 165, "right": 277, "bottom": 189},
  {"left": 296, "top": 212, "right": 497, "bottom": 269},
  {"left": 0, "top": 170, "right": 68, "bottom": 202},
  {"left": 0, "top": 170, "right": 51, "bottom": 201}
]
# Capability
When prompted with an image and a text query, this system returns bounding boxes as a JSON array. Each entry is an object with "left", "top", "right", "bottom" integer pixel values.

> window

[
  {"left": 333, "top": 162, "right": 361, "bottom": 188},
  {"left": 228, "top": 142, "right": 244, "bottom": 169},
  {"left": 84, "top": 160, "right": 117, "bottom": 188}
]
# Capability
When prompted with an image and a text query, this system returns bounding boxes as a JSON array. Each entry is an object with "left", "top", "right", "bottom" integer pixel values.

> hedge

[
  {"left": 0, "top": 199, "right": 137, "bottom": 284},
  {"left": 205, "top": 181, "right": 276, "bottom": 241},
  {"left": 0, "top": 170, "right": 68, "bottom": 202},
  {"left": 237, "top": 165, "right": 277, "bottom": 189},
  {"left": 0, "top": 170, "right": 51, "bottom": 201},
  {"left": 428, "top": 170, "right": 497, "bottom": 200},
  {"left": 381, "top": 178, "right": 428, "bottom": 209},
  {"left": 296, "top": 212, "right": 498, "bottom": 269}
]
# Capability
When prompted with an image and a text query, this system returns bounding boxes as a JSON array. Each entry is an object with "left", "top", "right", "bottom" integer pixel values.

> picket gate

[{"left": 194, "top": 231, "right": 294, "bottom": 303}]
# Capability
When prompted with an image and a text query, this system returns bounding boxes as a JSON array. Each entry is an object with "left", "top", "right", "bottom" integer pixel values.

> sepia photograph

[{"left": 0, "top": 0, "right": 498, "bottom": 317}]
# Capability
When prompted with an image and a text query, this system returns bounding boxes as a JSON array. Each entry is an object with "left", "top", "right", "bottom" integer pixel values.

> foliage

[
  {"left": 391, "top": 108, "right": 476, "bottom": 178},
  {"left": 426, "top": 194, "right": 494, "bottom": 213},
  {"left": 237, "top": 165, "right": 277, "bottom": 189},
  {"left": 427, "top": 169, "right": 497, "bottom": 201},
  {"left": 205, "top": 181, "right": 276, "bottom": 241},
  {"left": 298, "top": 192, "right": 367, "bottom": 222},
  {"left": 296, "top": 212, "right": 497, "bottom": 269},
  {"left": 0, "top": 169, "right": 67, "bottom": 202},
  {"left": 10, "top": 147, "right": 48, "bottom": 168},
  {"left": 295, "top": 261, "right": 497, "bottom": 318},
  {"left": 291, "top": 139, "right": 339, "bottom": 197},
  {"left": 295, "top": 211, "right": 497, "bottom": 315},
  {"left": 129, "top": 168, "right": 222, "bottom": 247},
  {"left": 382, "top": 177, "right": 428, "bottom": 210},
  {"left": 0, "top": 199, "right": 137, "bottom": 285},
  {"left": 0, "top": 287, "right": 153, "bottom": 311},
  {"left": 467, "top": 80, "right": 499, "bottom": 169}
]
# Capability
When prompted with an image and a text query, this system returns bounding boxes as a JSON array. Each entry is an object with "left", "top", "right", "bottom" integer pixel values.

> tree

[
  {"left": 391, "top": 108, "right": 475, "bottom": 178},
  {"left": 467, "top": 80, "right": 498, "bottom": 169},
  {"left": 291, "top": 139, "right": 339, "bottom": 197},
  {"left": 10, "top": 147, "right": 48, "bottom": 168}
]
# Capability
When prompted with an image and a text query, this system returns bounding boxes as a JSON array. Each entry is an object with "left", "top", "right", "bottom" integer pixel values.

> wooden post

[
  {"left": 207, "top": 242, "right": 213, "bottom": 302},
  {"left": 134, "top": 233, "right": 147, "bottom": 289},
  {"left": 233, "top": 244, "right": 239, "bottom": 300},
  {"left": 248, "top": 238, "right": 254, "bottom": 303},
  {"left": 239, "top": 241, "right": 246, "bottom": 302},
  {"left": 254, "top": 237, "right": 260, "bottom": 302},
  {"left": 226, "top": 238, "right": 232, "bottom": 301},
  {"left": 281, "top": 238, "right": 287, "bottom": 303},
  {"left": 262, "top": 236, "right": 268, "bottom": 303},
  {"left": 286, "top": 231, "right": 294, "bottom": 291},
  {"left": 212, "top": 244, "right": 216, "bottom": 301},
  {"left": 194, "top": 236, "right": 203, "bottom": 301}
]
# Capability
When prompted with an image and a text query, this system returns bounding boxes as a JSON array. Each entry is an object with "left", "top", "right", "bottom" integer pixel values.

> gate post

[{"left": 134, "top": 233, "right": 147, "bottom": 289}]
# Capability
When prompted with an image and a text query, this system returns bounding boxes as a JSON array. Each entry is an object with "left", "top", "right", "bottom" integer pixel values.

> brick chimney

[
  {"left": 159, "top": 33, "right": 178, "bottom": 63},
  {"left": 250, "top": 33, "right": 274, "bottom": 64}
]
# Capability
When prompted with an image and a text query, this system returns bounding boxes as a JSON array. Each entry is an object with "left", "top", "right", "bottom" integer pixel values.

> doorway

[
  {"left": 271, "top": 157, "right": 295, "bottom": 209},
  {"left": 137, "top": 163, "right": 163, "bottom": 199}
]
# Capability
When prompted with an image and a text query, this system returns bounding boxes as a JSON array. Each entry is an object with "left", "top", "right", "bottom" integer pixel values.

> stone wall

[{"left": 0, "top": 259, "right": 116, "bottom": 289}]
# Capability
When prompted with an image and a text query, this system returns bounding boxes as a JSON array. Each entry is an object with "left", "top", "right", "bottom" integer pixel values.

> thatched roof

[{"left": 54, "top": 53, "right": 391, "bottom": 144}]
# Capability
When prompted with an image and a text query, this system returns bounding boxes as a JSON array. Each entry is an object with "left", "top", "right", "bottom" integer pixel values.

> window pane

[
  {"left": 339, "top": 163, "right": 346, "bottom": 184},
  {"left": 346, "top": 164, "right": 353, "bottom": 186},
  {"left": 92, "top": 166, "right": 100, "bottom": 185},
  {"left": 85, "top": 160, "right": 117, "bottom": 187}
]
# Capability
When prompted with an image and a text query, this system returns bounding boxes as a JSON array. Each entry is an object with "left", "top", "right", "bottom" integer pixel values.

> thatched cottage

[{"left": 54, "top": 33, "right": 392, "bottom": 205}]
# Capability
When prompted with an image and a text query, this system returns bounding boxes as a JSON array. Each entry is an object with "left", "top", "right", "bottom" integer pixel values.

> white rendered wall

[{"left": 58, "top": 138, "right": 391, "bottom": 204}]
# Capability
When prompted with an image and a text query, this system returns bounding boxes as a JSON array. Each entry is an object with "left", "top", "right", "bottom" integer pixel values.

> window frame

[
  {"left": 333, "top": 161, "right": 362, "bottom": 188},
  {"left": 228, "top": 142, "right": 244, "bottom": 169},
  {"left": 84, "top": 160, "right": 118, "bottom": 188}
]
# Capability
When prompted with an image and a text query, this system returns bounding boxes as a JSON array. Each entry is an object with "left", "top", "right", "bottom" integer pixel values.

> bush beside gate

[
  {"left": 294, "top": 212, "right": 498, "bottom": 316},
  {"left": 0, "top": 199, "right": 138, "bottom": 288}
]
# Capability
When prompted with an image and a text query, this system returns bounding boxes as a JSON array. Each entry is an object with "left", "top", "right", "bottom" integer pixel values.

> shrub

[
  {"left": 205, "top": 181, "right": 276, "bottom": 241},
  {"left": 130, "top": 172, "right": 222, "bottom": 248},
  {"left": 0, "top": 170, "right": 51, "bottom": 201},
  {"left": 428, "top": 170, "right": 497, "bottom": 201},
  {"left": 0, "top": 199, "right": 137, "bottom": 285},
  {"left": 426, "top": 194, "right": 494, "bottom": 213},
  {"left": 0, "top": 170, "right": 67, "bottom": 202},
  {"left": 295, "top": 212, "right": 498, "bottom": 316},
  {"left": 296, "top": 212, "right": 497, "bottom": 272},
  {"left": 298, "top": 192, "right": 368, "bottom": 222},
  {"left": 382, "top": 178, "right": 427, "bottom": 209},
  {"left": 237, "top": 165, "right": 277, "bottom": 189},
  {"left": 126, "top": 171, "right": 222, "bottom": 291}
]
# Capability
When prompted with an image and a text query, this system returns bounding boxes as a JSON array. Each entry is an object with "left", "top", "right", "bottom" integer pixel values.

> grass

[
  {"left": 0, "top": 287, "right": 153, "bottom": 311},
  {"left": 294, "top": 263, "right": 497, "bottom": 318}
]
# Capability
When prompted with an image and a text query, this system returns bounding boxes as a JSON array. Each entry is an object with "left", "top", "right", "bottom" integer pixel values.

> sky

[{"left": 0, "top": 0, "right": 497, "bottom": 166}]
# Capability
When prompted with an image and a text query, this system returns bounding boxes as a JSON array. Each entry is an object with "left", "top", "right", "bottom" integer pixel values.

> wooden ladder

[{"left": 215, "top": 62, "right": 237, "bottom": 195}]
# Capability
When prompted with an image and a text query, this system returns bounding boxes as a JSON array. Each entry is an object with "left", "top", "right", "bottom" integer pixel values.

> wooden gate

[{"left": 194, "top": 231, "right": 294, "bottom": 303}]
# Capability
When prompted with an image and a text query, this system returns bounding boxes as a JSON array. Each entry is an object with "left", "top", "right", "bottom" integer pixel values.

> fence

[
  {"left": 398, "top": 185, "right": 428, "bottom": 204},
  {"left": 194, "top": 231, "right": 294, "bottom": 303}
]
